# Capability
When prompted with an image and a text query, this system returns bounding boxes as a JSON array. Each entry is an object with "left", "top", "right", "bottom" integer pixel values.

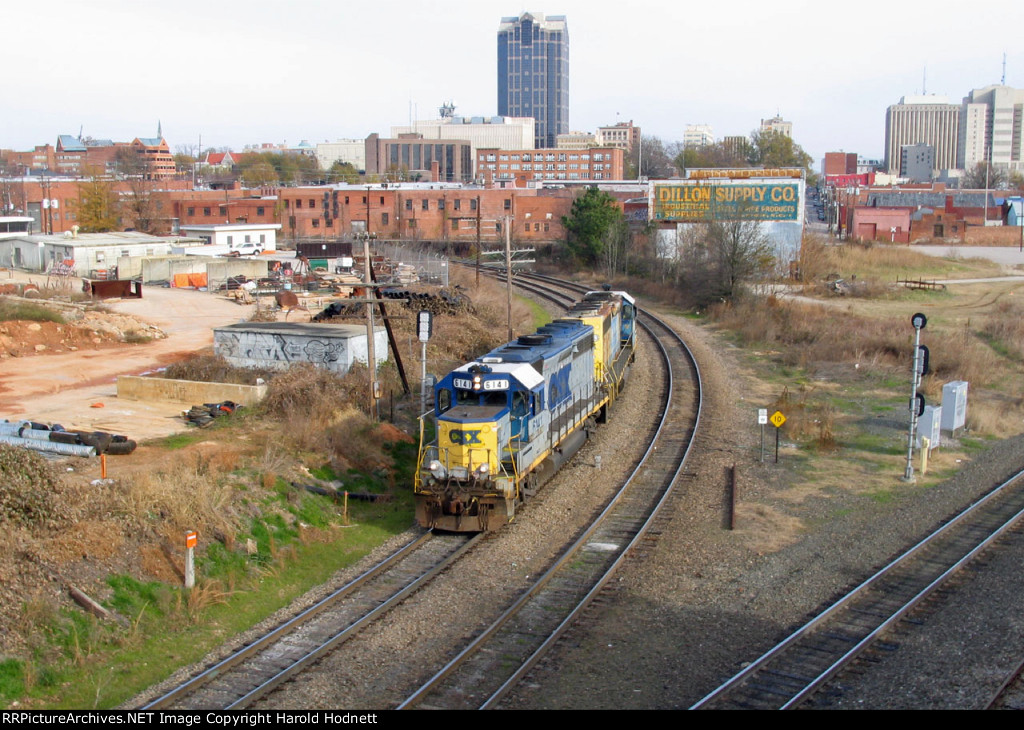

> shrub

[{"left": 162, "top": 353, "right": 275, "bottom": 385}]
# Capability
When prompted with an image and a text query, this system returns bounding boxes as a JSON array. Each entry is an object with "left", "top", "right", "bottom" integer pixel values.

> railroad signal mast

[{"left": 903, "top": 313, "right": 929, "bottom": 482}]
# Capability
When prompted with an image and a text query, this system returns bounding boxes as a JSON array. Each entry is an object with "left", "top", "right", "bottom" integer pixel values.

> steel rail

[
  {"left": 692, "top": 466, "right": 1024, "bottom": 710},
  {"left": 142, "top": 531, "right": 480, "bottom": 709},
  {"left": 398, "top": 281, "right": 702, "bottom": 709}
]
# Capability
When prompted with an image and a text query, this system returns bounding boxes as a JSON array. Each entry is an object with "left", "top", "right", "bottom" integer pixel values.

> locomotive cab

[
  {"left": 415, "top": 291, "right": 634, "bottom": 533},
  {"left": 417, "top": 362, "right": 544, "bottom": 531}
]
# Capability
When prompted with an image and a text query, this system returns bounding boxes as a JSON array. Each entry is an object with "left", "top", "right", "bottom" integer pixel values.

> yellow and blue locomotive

[{"left": 415, "top": 290, "right": 637, "bottom": 531}]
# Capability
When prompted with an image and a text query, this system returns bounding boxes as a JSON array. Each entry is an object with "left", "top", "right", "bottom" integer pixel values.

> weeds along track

[
  {"left": 141, "top": 532, "right": 480, "bottom": 710},
  {"left": 693, "top": 466, "right": 1024, "bottom": 710},
  {"left": 397, "top": 272, "right": 703, "bottom": 709}
]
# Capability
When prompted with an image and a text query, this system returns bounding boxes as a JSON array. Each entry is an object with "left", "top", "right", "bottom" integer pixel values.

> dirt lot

[{"left": 0, "top": 275, "right": 255, "bottom": 440}]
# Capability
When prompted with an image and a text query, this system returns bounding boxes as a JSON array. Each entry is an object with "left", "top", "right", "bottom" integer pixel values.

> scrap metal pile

[{"left": 312, "top": 285, "right": 472, "bottom": 322}]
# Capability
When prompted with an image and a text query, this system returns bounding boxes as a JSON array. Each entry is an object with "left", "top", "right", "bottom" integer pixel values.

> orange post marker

[{"left": 100, "top": 454, "right": 107, "bottom": 479}]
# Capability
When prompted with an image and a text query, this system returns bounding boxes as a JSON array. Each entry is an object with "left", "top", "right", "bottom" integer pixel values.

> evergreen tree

[{"left": 562, "top": 187, "right": 625, "bottom": 266}]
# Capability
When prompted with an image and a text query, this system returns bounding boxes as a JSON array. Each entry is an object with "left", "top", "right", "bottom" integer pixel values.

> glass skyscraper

[{"left": 497, "top": 12, "right": 569, "bottom": 149}]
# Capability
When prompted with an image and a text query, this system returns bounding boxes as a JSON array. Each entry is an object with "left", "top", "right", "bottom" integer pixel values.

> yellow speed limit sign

[{"left": 770, "top": 411, "right": 786, "bottom": 428}]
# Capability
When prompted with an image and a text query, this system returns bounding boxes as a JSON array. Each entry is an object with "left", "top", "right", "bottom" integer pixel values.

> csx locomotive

[{"left": 415, "top": 290, "right": 637, "bottom": 531}]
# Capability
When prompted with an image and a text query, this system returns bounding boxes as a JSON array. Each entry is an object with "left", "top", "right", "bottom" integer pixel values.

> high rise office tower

[
  {"left": 958, "top": 84, "right": 1024, "bottom": 173},
  {"left": 883, "top": 95, "right": 960, "bottom": 175},
  {"left": 498, "top": 12, "right": 569, "bottom": 149}
]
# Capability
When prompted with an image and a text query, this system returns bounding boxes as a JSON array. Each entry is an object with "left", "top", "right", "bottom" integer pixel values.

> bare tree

[
  {"left": 122, "top": 178, "right": 164, "bottom": 234},
  {"left": 666, "top": 215, "right": 774, "bottom": 307},
  {"left": 600, "top": 218, "right": 629, "bottom": 280},
  {"left": 962, "top": 162, "right": 1008, "bottom": 190}
]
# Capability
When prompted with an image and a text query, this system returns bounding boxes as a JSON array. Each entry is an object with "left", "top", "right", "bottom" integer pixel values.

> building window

[
  {"left": 422, "top": 199, "right": 429, "bottom": 210},
  {"left": 309, "top": 199, "right": 316, "bottom": 208},
  {"left": 405, "top": 199, "right": 413, "bottom": 211},
  {"left": 245, "top": 235, "right": 251, "bottom": 242},
  {"left": 345, "top": 196, "right": 350, "bottom": 204},
  {"left": 312, "top": 219, "right": 320, "bottom": 228},
  {"left": 186, "top": 207, "right": 195, "bottom": 216},
  {"left": 260, "top": 234, "right": 266, "bottom": 243},
  {"left": 454, "top": 199, "right": 461, "bottom": 211},
  {"left": 382, "top": 213, "right": 389, "bottom": 225},
  {"left": 219, "top": 206, "right": 226, "bottom": 216},
  {"left": 203, "top": 207, "right": 211, "bottom": 216},
  {"left": 227, "top": 236, "right": 233, "bottom": 245},
  {"left": 257, "top": 206, "right": 265, "bottom": 216},
  {"left": 408, "top": 219, "right": 417, "bottom": 228},
  {"left": 438, "top": 198, "right": 445, "bottom": 210},
  {"left": 470, "top": 198, "right": 477, "bottom": 211},
  {"left": 503, "top": 199, "right": 511, "bottom": 210},
  {"left": 296, "top": 200, "right": 302, "bottom": 208}
]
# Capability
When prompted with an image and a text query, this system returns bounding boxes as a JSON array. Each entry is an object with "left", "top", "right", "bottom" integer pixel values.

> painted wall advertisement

[{"left": 652, "top": 182, "right": 801, "bottom": 222}]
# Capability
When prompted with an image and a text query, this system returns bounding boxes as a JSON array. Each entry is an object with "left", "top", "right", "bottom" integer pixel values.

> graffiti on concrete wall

[{"left": 215, "top": 331, "right": 348, "bottom": 371}]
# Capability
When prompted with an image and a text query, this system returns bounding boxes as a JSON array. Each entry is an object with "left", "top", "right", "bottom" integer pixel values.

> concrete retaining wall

[
  {"left": 117, "top": 256, "right": 268, "bottom": 289},
  {"left": 117, "top": 376, "right": 267, "bottom": 405}
]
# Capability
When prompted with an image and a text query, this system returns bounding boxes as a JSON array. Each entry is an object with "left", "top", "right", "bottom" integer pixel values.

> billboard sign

[
  {"left": 652, "top": 182, "right": 801, "bottom": 222},
  {"left": 687, "top": 167, "right": 805, "bottom": 180}
]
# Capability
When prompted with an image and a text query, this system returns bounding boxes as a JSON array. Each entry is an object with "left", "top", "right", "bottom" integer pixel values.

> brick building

[
  {"left": 823, "top": 152, "right": 858, "bottom": 176},
  {"left": 476, "top": 146, "right": 624, "bottom": 186},
  {"left": 273, "top": 184, "right": 575, "bottom": 243},
  {"left": 843, "top": 184, "right": 1002, "bottom": 243}
]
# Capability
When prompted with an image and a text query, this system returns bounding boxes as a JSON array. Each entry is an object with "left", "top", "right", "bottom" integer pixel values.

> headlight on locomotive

[
  {"left": 428, "top": 460, "right": 447, "bottom": 480},
  {"left": 473, "top": 463, "right": 490, "bottom": 480}
]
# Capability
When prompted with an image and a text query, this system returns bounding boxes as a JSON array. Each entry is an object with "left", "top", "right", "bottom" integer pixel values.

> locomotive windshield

[{"left": 456, "top": 389, "right": 508, "bottom": 408}]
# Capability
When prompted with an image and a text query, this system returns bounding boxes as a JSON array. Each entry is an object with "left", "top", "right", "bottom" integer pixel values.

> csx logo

[
  {"left": 549, "top": 364, "right": 572, "bottom": 406},
  {"left": 449, "top": 429, "right": 482, "bottom": 445}
]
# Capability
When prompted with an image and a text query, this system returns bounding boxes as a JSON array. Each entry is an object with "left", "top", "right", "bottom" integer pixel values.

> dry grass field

[{"left": 703, "top": 239, "right": 1024, "bottom": 502}]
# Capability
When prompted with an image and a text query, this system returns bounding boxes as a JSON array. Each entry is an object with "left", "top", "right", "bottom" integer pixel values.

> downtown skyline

[{"left": 2, "top": 0, "right": 1022, "bottom": 166}]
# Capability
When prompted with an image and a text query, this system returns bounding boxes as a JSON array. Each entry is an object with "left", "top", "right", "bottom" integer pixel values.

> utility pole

[
  {"left": 360, "top": 187, "right": 378, "bottom": 420},
  {"left": 506, "top": 215, "right": 513, "bottom": 342},
  {"left": 476, "top": 194, "right": 481, "bottom": 287}
]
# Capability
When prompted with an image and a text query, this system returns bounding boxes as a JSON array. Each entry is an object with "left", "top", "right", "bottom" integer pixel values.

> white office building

[
  {"left": 391, "top": 115, "right": 535, "bottom": 162},
  {"left": 957, "top": 84, "right": 1024, "bottom": 173},
  {"left": 884, "top": 95, "right": 960, "bottom": 174}
]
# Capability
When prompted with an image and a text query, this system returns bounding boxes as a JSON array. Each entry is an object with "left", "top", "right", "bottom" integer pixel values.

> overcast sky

[{"left": 3, "top": 0, "right": 1022, "bottom": 168}]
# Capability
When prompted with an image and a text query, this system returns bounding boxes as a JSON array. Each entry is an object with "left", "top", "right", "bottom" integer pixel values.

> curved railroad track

[
  {"left": 692, "top": 466, "right": 1024, "bottom": 710},
  {"left": 397, "top": 273, "right": 703, "bottom": 709},
  {"left": 139, "top": 272, "right": 701, "bottom": 710},
  {"left": 141, "top": 531, "right": 480, "bottom": 709}
]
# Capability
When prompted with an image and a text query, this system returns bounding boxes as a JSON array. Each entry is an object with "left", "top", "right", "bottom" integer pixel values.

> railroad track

[
  {"left": 987, "top": 656, "right": 1024, "bottom": 710},
  {"left": 692, "top": 467, "right": 1024, "bottom": 710},
  {"left": 397, "top": 275, "right": 703, "bottom": 709},
  {"left": 140, "top": 273, "right": 701, "bottom": 710},
  {"left": 141, "top": 531, "right": 480, "bottom": 710}
]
